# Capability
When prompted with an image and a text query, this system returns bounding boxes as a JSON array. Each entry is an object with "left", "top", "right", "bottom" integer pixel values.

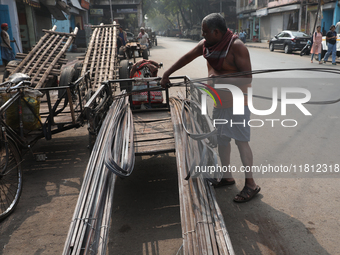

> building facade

[
  {"left": 0, "top": 0, "right": 74, "bottom": 65},
  {"left": 237, "top": 0, "right": 340, "bottom": 42}
]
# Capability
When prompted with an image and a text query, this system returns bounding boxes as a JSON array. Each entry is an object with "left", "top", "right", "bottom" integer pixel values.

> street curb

[{"left": 245, "top": 44, "right": 268, "bottom": 49}]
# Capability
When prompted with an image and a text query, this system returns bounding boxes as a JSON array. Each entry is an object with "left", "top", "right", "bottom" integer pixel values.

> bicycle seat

[{"left": 8, "top": 73, "right": 30, "bottom": 84}]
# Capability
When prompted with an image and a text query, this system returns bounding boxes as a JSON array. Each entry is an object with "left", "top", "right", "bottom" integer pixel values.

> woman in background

[{"left": 310, "top": 25, "right": 323, "bottom": 64}]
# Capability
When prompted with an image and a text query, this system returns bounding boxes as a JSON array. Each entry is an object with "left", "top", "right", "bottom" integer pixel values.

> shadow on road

[
  {"left": 215, "top": 186, "right": 331, "bottom": 255},
  {"left": 108, "top": 153, "right": 182, "bottom": 255},
  {"left": 0, "top": 130, "right": 89, "bottom": 254}
]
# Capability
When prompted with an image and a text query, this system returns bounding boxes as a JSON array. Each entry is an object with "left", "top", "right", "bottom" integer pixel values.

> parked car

[{"left": 269, "top": 31, "right": 310, "bottom": 54}]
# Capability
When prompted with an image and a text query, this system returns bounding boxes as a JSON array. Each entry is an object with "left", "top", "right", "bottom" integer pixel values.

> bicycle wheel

[{"left": 0, "top": 137, "right": 23, "bottom": 221}]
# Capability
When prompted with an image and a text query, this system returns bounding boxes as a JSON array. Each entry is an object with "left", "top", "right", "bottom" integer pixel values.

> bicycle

[{"left": 0, "top": 74, "right": 31, "bottom": 220}]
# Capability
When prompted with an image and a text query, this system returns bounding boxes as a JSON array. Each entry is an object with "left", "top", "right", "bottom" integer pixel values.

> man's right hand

[{"left": 160, "top": 74, "right": 171, "bottom": 88}]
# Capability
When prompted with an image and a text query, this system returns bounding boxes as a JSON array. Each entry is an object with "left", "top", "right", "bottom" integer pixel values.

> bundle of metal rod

[
  {"left": 63, "top": 94, "right": 130, "bottom": 255},
  {"left": 5, "top": 26, "right": 77, "bottom": 89},
  {"left": 104, "top": 104, "right": 135, "bottom": 177},
  {"left": 81, "top": 23, "right": 118, "bottom": 87},
  {"left": 170, "top": 97, "right": 235, "bottom": 255}
]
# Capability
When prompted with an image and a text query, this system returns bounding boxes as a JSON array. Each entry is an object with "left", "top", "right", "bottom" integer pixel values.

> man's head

[
  {"left": 330, "top": 25, "right": 335, "bottom": 31},
  {"left": 201, "top": 13, "right": 227, "bottom": 46},
  {"left": 140, "top": 27, "right": 145, "bottom": 34},
  {"left": 1, "top": 23, "right": 8, "bottom": 30},
  {"left": 119, "top": 26, "right": 123, "bottom": 32}
]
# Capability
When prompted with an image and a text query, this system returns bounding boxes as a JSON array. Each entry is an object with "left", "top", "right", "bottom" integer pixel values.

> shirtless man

[{"left": 161, "top": 13, "right": 260, "bottom": 203}]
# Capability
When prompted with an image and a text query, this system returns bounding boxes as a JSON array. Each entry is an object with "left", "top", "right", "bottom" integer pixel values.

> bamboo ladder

[
  {"left": 5, "top": 26, "right": 78, "bottom": 89},
  {"left": 80, "top": 23, "right": 118, "bottom": 89}
]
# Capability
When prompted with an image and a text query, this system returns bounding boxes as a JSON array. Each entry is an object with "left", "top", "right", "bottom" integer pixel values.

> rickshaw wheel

[
  {"left": 0, "top": 137, "right": 23, "bottom": 221},
  {"left": 119, "top": 60, "right": 132, "bottom": 92},
  {"left": 142, "top": 50, "right": 148, "bottom": 60}
]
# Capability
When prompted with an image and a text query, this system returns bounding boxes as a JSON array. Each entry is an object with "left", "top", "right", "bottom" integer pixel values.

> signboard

[
  {"left": 90, "top": 9, "right": 104, "bottom": 16},
  {"left": 116, "top": 8, "right": 137, "bottom": 14},
  {"left": 23, "top": 0, "right": 41, "bottom": 8},
  {"left": 81, "top": 0, "right": 89, "bottom": 10}
]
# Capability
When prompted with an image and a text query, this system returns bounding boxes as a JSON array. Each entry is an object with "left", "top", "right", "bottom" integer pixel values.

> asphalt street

[{"left": 1, "top": 36, "right": 340, "bottom": 255}]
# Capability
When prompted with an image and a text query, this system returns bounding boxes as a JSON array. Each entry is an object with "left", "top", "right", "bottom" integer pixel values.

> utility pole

[
  {"left": 109, "top": 0, "right": 113, "bottom": 23},
  {"left": 312, "top": 0, "right": 322, "bottom": 34},
  {"left": 299, "top": 0, "right": 303, "bottom": 31}
]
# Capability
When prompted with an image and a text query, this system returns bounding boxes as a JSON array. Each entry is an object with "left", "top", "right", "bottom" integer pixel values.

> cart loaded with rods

[{"left": 0, "top": 23, "right": 119, "bottom": 221}]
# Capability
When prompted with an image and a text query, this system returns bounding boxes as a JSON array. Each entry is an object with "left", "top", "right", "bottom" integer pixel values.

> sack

[{"left": 1, "top": 90, "right": 42, "bottom": 131}]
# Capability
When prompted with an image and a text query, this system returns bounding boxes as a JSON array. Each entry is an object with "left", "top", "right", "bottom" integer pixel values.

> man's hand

[{"left": 160, "top": 74, "right": 171, "bottom": 88}]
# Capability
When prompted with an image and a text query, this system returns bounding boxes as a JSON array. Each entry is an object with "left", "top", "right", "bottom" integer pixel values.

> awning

[
  {"left": 256, "top": 8, "right": 268, "bottom": 17},
  {"left": 47, "top": 6, "right": 67, "bottom": 20},
  {"left": 268, "top": 4, "right": 300, "bottom": 14},
  {"left": 69, "top": 0, "right": 86, "bottom": 11},
  {"left": 40, "top": 0, "right": 70, "bottom": 19},
  {"left": 323, "top": 2, "right": 336, "bottom": 10},
  {"left": 69, "top": 6, "right": 80, "bottom": 14}
]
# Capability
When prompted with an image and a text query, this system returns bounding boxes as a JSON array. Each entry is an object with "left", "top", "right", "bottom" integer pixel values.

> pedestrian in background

[
  {"left": 1, "top": 23, "right": 16, "bottom": 66},
  {"left": 138, "top": 27, "right": 150, "bottom": 47},
  {"left": 310, "top": 26, "right": 323, "bottom": 64},
  {"left": 239, "top": 30, "right": 246, "bottom": 44},
  {"left": 117, "top": 26, "right": 127, "bottom": 49},
  {"left": 323, "top": 25, "right": 337, "bottom": 65}
]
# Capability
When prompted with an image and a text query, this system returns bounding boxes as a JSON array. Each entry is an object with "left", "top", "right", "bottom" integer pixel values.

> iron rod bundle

[
  {"left": 170, "top": 97, "right": 235, "bottom": 255},
  {"left": 63, "top": 93, "right": 132, "bottom": 255}
]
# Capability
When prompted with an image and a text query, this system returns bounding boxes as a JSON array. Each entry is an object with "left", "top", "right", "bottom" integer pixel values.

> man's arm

[{"left": 161, "top": 40, "right": 204, "bottom": 88}]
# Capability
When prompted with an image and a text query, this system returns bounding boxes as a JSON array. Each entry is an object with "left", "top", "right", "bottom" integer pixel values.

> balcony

[
  {"left": 236, "top": 0, "right": 258, "bottom": 14},
  {"left": 268, "top": 0, "right": 299, "bottom": 8}
]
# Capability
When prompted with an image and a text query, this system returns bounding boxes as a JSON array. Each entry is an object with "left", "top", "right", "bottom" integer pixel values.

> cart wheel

[
  {"left": 119, "top": 60, "right": 132, "bottom": 92},
  {"left": 58, "top": 65, "right": 78, "bottom": 99},
  {"left": 142, "top": 50, "right": 148, "bottom": 60},
  {"left": 73, "top": 61, "right": 83, "bottom": 79},
  {"left": 2, "top": 60, "right": 22, "bottom": 82},
  {"left": 0, "top": 137, "right": 23, "bottom": 221}
]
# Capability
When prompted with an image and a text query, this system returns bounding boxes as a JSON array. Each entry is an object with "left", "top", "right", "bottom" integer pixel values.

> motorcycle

[{"left": 300, "top": 40, "right": 312, "bottom": 56}]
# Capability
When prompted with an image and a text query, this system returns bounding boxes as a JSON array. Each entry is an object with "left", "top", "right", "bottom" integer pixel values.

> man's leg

[
  {"left": 331, "top": 43, "right": 337, "bottom": 64},
  {"left": 218, "top": 142, "right": 234, "bottom": 182},
  {"left": 234, "top": 140, "right": 259, "bottom": 202},
  {"left": 235, "top": 140, "right": 256, "bottom": 188},
  {"left": 324, "top": 43, "right": 333, "bottom": 62},
  {"left": 2, "top": 59, "right": 9, "bottom": 66}
]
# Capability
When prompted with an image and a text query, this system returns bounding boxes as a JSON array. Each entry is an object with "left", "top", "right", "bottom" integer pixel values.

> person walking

[
  {"left": 161, "top": 13, "right": 260, "bottom": 203},
  {"left": 239, "top": 30, "right": 246, "bottom": 44},
  {"left": 1, "top": 23, "right": 16, "bottom": 66},
  {"left": 138, "top": 27, "right": 150, "bottom": 47},
  {"left": 323, "top": 25, "right": 337, "bottom": 65},
  {"left": 310, "top": 26, "right": 323, "bottom": 64}
]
